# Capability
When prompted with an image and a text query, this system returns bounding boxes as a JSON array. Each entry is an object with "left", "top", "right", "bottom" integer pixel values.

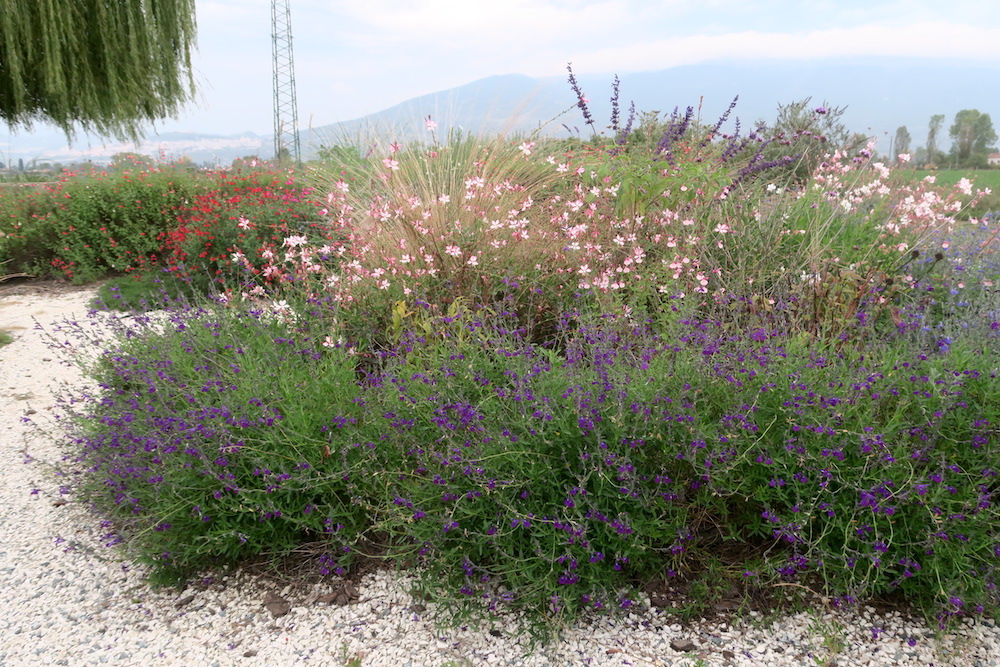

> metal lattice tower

[{"left": 271, "top": 0, "right": 300, "bottom": 163}]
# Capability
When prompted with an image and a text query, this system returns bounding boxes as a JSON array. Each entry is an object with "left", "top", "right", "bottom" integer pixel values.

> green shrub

[{"left": 0, "top": 163, "right": 204, "bottom": 283}]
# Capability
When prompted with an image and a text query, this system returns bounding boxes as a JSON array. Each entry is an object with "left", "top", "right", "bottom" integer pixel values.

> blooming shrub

[
  {"left": 157, "top": 164, "right": 335, "bottom": 293},
  {"left": 61, "top": 296, "right": 368, "bottom": 583},
  {"left": 31, "top": 103, "right": 1000, "bottom": 633},
  {"left": 60, "top": 272, "right": 998, "bottom": 625},
  {"left": 0, "top": 162, "right": 203, "bottom": 282}
]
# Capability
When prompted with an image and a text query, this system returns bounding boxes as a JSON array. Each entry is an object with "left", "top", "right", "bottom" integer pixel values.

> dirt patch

[{"left": 0, "top": 277, "right": 105, "bottom": 299}]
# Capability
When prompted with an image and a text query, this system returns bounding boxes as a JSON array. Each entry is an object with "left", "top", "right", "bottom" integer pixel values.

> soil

[{"left": 0, "top": 277, "right": 103, "bottom": 299}]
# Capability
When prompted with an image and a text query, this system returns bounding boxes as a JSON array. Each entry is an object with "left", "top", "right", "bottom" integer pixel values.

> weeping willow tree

[{"left": 0, "top": 0, "right": 197, "bottom": 140}]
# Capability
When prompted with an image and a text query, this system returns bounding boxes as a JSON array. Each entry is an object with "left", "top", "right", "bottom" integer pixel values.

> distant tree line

[{"left": 893, "top": 110, "right": 998, "bottom": 169}]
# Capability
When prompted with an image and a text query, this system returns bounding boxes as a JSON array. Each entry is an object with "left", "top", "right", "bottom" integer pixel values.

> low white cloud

[
  {"left": 328, "top": 0, "right": 631, "bottom": 50},
  {"left": 555, "top": 22, "right": 1000, "bottom": 74}
]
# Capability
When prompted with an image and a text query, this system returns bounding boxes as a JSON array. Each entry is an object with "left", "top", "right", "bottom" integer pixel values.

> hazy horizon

[{"left": 2, "top": 0, "right": 998, "bottom": 147}]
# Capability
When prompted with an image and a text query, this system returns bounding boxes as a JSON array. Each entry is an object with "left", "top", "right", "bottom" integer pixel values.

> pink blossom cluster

[{"left": 231, "top": 133, "right": 991, "bottom": 310}]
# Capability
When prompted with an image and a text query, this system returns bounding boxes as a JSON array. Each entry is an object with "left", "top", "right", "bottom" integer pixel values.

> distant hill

[
  {"left": 304, "top": 57, "right": 1000, "bottom": 159},
  {"left": 0, "top": 129, "right": 266, "bottom": 168},
  {"left": 3, "top": 57, "right": 998, "bottom": 165}
]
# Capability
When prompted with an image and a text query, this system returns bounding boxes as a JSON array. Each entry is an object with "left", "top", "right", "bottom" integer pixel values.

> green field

[{"left": 907, "top": 168, "right": 1000, "bottom": 189}]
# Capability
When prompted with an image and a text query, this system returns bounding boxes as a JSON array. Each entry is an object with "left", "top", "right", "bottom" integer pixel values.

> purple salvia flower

[
  {"left": 696, "top": 95, "right": 739, "bottom": 154},
  {"left": 615, "top": 101, "right": 636, "bottom": 148},
  {"left": 609, "top": 74, "right": 621, "bottom": 134},
  {"left": 566, "top": 63, "right": 595, "bottom": 132},
  {"left": 655, "top": 105, "right": 695, "bottom": 162}
]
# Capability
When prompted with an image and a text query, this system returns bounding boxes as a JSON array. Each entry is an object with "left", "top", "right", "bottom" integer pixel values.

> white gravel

[{"left": 2, "top": 285, "right": 999, "bottom": 666}]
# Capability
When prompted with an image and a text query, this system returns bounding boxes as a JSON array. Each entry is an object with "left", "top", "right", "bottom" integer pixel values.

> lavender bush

[
  {"left": 43, "top": 91, "right": 1000, "bottom": 633},
  {"left": 59, "top": 236, "right": 998, "bottom": 628}
]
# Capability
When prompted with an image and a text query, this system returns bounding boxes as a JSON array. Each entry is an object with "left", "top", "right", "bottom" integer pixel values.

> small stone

[
  {"left": 670, "top": 638, "right": 697, "bottom": 652},
  {"left": 174, "top": 594, "right": 196, "bottom": 608},
  {"left": 264, "top": 591, "right": 291, "bottom": 618}
]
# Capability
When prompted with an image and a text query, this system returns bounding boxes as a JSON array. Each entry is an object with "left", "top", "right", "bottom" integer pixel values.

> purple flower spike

[{"left": 566, "top": 63, "right": 595, "bottom": 132}]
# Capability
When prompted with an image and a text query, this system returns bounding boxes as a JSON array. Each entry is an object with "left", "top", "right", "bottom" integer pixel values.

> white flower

[{"left": 284, "top": 235, "right": 308, "bottom": 248}]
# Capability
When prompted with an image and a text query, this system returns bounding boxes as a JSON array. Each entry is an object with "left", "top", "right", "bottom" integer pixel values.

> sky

[{"left": 7, "top": 0, "right": 1000, "bottom": 140}]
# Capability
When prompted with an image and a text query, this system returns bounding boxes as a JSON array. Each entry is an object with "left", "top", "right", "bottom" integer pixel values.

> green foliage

[
  {"left": 0, "top": 163, "right": 204, "bottom": 283},
  {"left": 0, "top": 0, "right": 197, "bottom": 140},
  {"left": 893, "top": 126, "right": 912, "bottom": 159},
  {"left": 65, "top": 288, "right": 1000, "bottom": 627},
  {"left": 0, "top": 182, "right": 60, "bottom": 273},
  {"left": 926, "top": 115, "right": 946, "bottom": 167},
  {"left": 949, "top": 110, "right": 997, "bottom": 166},
  {"left": 69, "top": 297, "right": 367, "bottom": 584},
  {"left": 761, "top": 98, "right": 869, "bottom": 182},
  {"left": 309, "top": 132, "right": 579, "bottom": 350},
  {"left": 158, "top": 165, "right": 331, "bottom": 292},
  {"left": 93, "top": 271, "right": 208, "bottom": 311},
  {"left": 33, "top": 123, "right": 1000, "bottom": 637}
]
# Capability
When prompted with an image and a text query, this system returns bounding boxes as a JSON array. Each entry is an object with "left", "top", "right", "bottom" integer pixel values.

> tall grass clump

[
  {"left": 48, "top": 73, "right": 1000, "bottom": 636},
  {"left": 306, "top": 130, "right": 585, "bottom": 351}
]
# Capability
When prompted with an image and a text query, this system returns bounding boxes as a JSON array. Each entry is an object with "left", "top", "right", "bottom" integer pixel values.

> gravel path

[{"left": 1, "top": 285, "right": 999, "bottom": 666}]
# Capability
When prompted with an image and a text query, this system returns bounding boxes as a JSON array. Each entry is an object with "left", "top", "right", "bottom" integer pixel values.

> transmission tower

[{"left": 271, "top": 0, "right": 300, "bottom": 163}]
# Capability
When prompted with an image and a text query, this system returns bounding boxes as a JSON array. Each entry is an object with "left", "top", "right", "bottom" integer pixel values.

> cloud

[
  {"left": 564, "top": 22, "right": 1000, "bottom": 74},
  {"left": 329, "top": 0, "right": 631, "bottom": 51}
]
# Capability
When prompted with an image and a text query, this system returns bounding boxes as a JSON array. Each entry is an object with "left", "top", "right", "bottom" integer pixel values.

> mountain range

[{"left": 3, "top": 57, "right": 998, "bottom": 166}]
